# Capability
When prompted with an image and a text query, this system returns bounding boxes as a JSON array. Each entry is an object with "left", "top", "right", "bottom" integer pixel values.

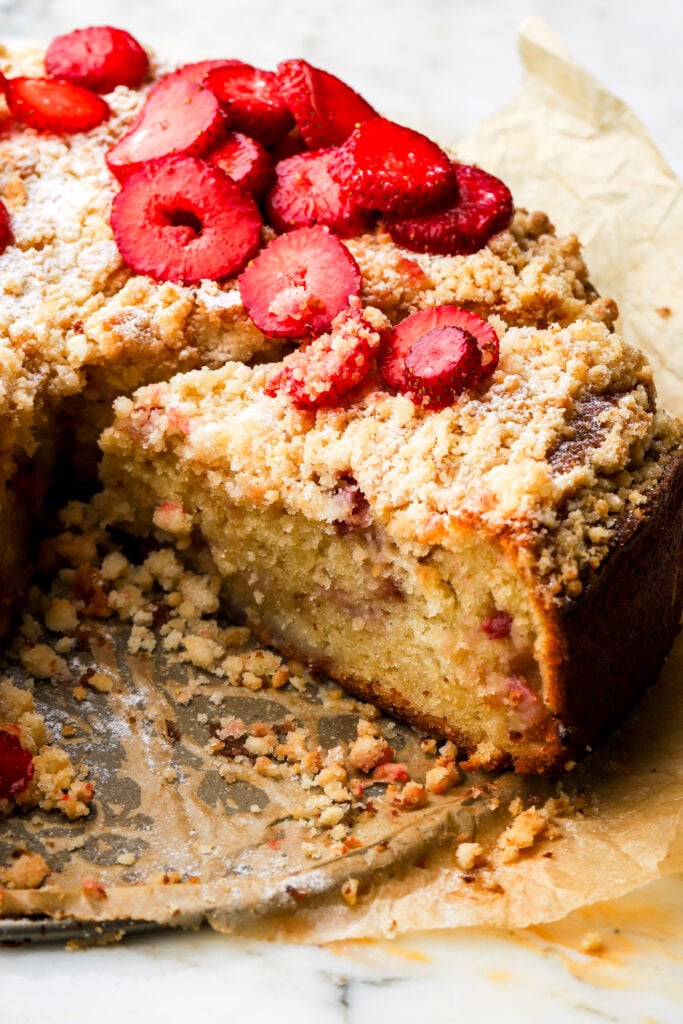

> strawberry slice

[
  {"left": 204, "top": 62, "right": 293, "bottom": 146},
  {"left": 265, "top": 304, "right": 382, "bottom": 408},
  {"left": 403, "top": 326, "right": 481, "bottom": 408},
  {"left": 105, "top": 77, "right": 225, "bottom": 181},
  {"left": 266, "top": 148, "right": 373, "bottom": 238},
  {"left": 385, "top": 162, "right": 514, "bottom": 255},
  {"left": 378, "top": 306, "right": 499, "bottom": 397},
  {"left": 4, "top": 76, "right": 110, "bottom": 133},
  {"left": 330, "top": 116, "right": 458, "bottom": 214},
  {"left": 45, "top": 26, "right": 149, "bottom": 93},
  {"left": 239, "top": 225, "right": 361, "bottom": 338},
  {"left": 269, "top": 128, "right": 308, "bottom": 163},
  {"left": 209, "top": 132, "right": 275, "bottom": 199},
  {"left": 0, "top": 728, "right": 34, "bottom": 800},
  {"left": 110, "top": 155, "right": 262, "bottom": 284},
  {"left": 150, "top": 59, "right": 232, "bottom": 92},
  {"left": 276, "top": 59, "right": 377, "bottom": 148},
  {"left": 0, "top": 200, "right": 12, "bottom": 254}
]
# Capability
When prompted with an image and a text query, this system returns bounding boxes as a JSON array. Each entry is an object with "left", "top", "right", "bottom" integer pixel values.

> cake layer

[{"left": 99, "top": 316, "right": 683, "bottom": 771}]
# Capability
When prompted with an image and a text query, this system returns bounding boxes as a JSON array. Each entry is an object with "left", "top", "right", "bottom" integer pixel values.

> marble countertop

[{"left": 2, "top": 0, "right": 682, "bottom": 1019}]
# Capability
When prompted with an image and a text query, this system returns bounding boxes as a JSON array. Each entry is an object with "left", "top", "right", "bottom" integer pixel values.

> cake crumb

[{"left": 340, "top": 877, "right": 359, "bottom": 906}]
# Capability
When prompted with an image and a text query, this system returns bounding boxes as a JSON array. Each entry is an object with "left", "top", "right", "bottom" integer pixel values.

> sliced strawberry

[
  {"left": 239, "top": 225, "right": 361, "bottom": 339},
  {"left": 265, "top": 304, "right": 381, "bottom": 408},
  {"left": 385, "top": 162, "right": 514, "bottom": 256},
  {"left": 4, "top": 76, "right": 110, "bottom": 133},
  {"left": 0, "top": 200, "right": 12, "bottom": 254},
  {"left": 378, "top": 306, "right": 499, "bottom": 396},
  {"left": 276, "top": 59, "right": 376, "bottom": 148},
  {"left": 110, "top": 156, "right": 262, "bottom": 285},
  {"left": 105, "top": 78, "right": 225, "bottom": 181},
  {"left": 0, "top": 728, "right": 34, "bottom": 800},
  {"left": 204, "top": 62, "right": 293, "bottom": 146},
  {"left": 209, "top": 132, "right": 275, "bottom": 199},
  {"left": 266, "top": 148, "right": 373, "bottom": 238},
  {"left": 45, "top": 26, "right": 149, "bottom": 93},
  {"left": 269, "top": 128, "right": 308, "bottom": 163},
  {"left": 330, "top": 116, "right": 458, "bottom": 215},
  {"left": 150, "top": 59, "right": 231, "bottom": 92},
  {"left": 403, "top": 326, "right": 481, "bottom": 408}
]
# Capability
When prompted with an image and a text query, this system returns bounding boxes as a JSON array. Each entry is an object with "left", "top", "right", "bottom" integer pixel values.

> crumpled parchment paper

[{"left": 2, "top": 20, "right": 683, "bottom": 940}]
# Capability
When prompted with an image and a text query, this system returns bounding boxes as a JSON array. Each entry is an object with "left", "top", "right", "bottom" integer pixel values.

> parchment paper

[{"left": 2, "top": 21, "right": 683, "bottom": 940}]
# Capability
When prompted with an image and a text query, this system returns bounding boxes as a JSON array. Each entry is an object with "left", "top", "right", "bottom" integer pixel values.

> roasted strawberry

[
  {"left": 45, "top": 26, "right": 149, "bottom": 93},
  {"left": 209, "top": 132, "right": 275, "bottom": 199},
  {"left": 239, "top": 225, "right": 361, "bottom": 338},
  {"left": 330, "top": 116, "right": 458, "bottom": 214},
  {"left": 265, "top": 304, "right": 382, "bottom": 408},
  {"left": 385, "top": 162, "right": 514, "bottom": 255},
  {"left": 276, "top": 59, "right": 376, "bottom": 148},
  {"left": 106, "top": 77, "right": 225, "bottom": 181},
  {"left": 110, "top": 155, "right": 262, "bottom": 285},
  {"left": 378, "top": 306, "right": 499, "bottom": 399},
  {"left": 4, "top": 76, "right": 110, "bottom": 133},
  {"left": 0, "top": 728, "right": 34, "bottom": 800},
  {"left": 0, "top": 200, "right": 12, "bottom": 254},
  {"left": 204, "top": 62, "right": 293, "bottom": 146},
  {"left": 403, "top": 326, "right": 481, "bottom": 408},
  {"left": 266, "top": 148, "right": 373, "bottom": 238}
]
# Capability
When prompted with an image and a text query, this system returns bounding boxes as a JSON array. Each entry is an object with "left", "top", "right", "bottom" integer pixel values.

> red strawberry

[
  {"left": 45, "top": 26, "right": 149, "bottom": 93},
  {"left": 110, "top": 156, "right": 262, "bottom": 285},
  {"left": 269, "top": 128, "right": 308, "bottom": 163},
  {"left": 330, "top": 116, "right": 458, "bottom": 215},
  {"left": 209, "top": 132, "right": 275, "bottom": 199},
  {"left": 403, "top": 326, "right": 481, "bottom": 408},
  {"left": 106, "top": 78, "right": 225, "bottom": 181},
  {"left": 266, "top": 148, "right": 373, "bottom": 238},
  {"left": 265, "top": 304, "right": 381, "bottom": 408},
  {"left": 378, "top": 306, "right": 499, "bottom": 397},
  {"left": 150, "top": 59, "right": 232, "bottom": 92},
  {"left": 276, "top": 59, "right": 376, "bottom": 148},
  {"left": 385, "top": 162, "right": 514, "bottom": 256},
  {"left": 239, "top": 225, "right": 361, "bottom": 339},
  {"left": 4, "top": 76, "right": 110, "bottom": 133},
  {"left": 0, "top": 728, "right": 34, "bottom": 800},
  {"left": 0, "top": 200, "right": 12, "bottom": 254},
  {"left": 204, "top": 62, "right": 293, "bottom": 146}
]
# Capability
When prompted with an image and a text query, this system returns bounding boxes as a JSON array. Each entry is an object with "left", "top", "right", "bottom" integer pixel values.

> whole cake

[{"left": 0, "top": 27, "right": 681, "bottom": 785}]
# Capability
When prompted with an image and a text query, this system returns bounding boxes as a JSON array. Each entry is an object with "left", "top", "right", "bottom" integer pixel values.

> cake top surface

[{"left": 105, "top": 312, "right": 682, "bottom": 602}]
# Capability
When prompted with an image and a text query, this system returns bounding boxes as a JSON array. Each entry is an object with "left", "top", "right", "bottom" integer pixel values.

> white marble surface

[{"left": 2, "top": 1, "right": 683, "bottom": 1019}]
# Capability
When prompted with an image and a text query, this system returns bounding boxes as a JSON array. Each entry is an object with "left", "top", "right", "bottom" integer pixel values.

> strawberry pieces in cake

[
  {"left": 45, "top": 26, "right": 149, "bottom": 93},
  {"left": 265, "top": 303, "right": 385, "bottom": 408},
  {"left": 110, "top": 155, "right": 262, "bottom": 284},
  {"left": 330, "top": 116, "right": 458, "bottom": 214},
  {"left": 378, "top": 306, "right": 499, "bottom": 406},
  {"left": 0, "top": 728, "right": 34, "bottom": 801},
  {"left": 0, "top": 200, "right": 12, "bottom": 254},
  {"left": 4, "top": 76, "right": 110, "bottom": 133},
  {"left": 209, "top": 132, "right": 275, "bottom": 199},
  {"left": 204, "top": 62, "right": 293, "bottom": 146},
  {"left": 106, "top": 78, "right": 225, "bottom": 181},
  {"left": 386, "top": 162, "right": 513, "bottom": 255},
  {"left": 239, "top": 225, "right": 361, "bottom": 338},
  {"left": 276, "top": 59, "right": 377, "bottom": 148},
  {"left": 266, "top": 148, "right": 373, "bottom": 237}
]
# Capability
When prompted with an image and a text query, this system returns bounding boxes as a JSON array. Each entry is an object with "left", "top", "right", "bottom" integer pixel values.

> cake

[{"left": 1, "top": 27, "right": 681, "bottom": 783}]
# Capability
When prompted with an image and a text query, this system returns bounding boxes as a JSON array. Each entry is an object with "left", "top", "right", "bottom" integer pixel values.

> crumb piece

[
  {"left": 319, "top": 805, "right": 346, "bottom": 828},
  {"left": 72, "top": 685, "right": 88, "bottom": 702},
  {"left": 425, "top": 761, "right": 461, "bottom": 794},
  {"left": 163, "top": 767, "right": 178, "bottom": 783},
  {"left": 153, "top": 502, "right": 193, "bottom": 535},
  {"left": 341, "top": 877, "right": 359, "bottom": 906},
  {"left": 87, "top": 672, "right": 113, "bottom": 694},
  {"left": 82, "top": 878, "right": 107, "bottom": 900},
  {"left": 0, "top": 852, "right": 50, "bottom": 889},
  {"left": 348, "top": 733, "right": 393, "bottom": 773},
  {"left": 390, "top": 780, "right": 428, "bottom": 809},
  {"left": 61, "top": 724, "right": 77, "bottom": 738},
  {"left": 497, "top": 807, "right": 548, "bottom": 863},
  {"left": 44, "top": 597, "right": 78, "bottom": 634},
  {"left": 20, "top": 644, "right": 68, "bottom": 680},
  {"left": 116, "top": 852, "right": 137, "bottom": 867},
  {"left": 455, "top": 841, "right": 484, "bottom": 871},
  {"left": 579, "top": 931, "right": 605, "bottom": 955}
]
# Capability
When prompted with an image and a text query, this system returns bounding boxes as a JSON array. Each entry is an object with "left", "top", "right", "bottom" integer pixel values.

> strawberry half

[
  {"left": 45, "top": 26, "right": 149, "bottom": 93},
  {"left": 276, "top": 59, "right": 377, "bottom": 149},
  {"left": 239, "top": 225, "right": 361, "bottom": 339},
  {"left": 209, "top": 132, "right": 275, "bottom": 199},
  {"left": 110, "top": 155, "right": 262, "bottom": 285},
  {"left": 378, "top": 306, "right": 499, "bottom": 399},
  {"left": 403, "top": 326, "right": 481, "bottom": 408},
  {"left": 266, "top": 148, "right": 373, "bottom": 238},
  {"left": 385, "top": 162, "right": 514, "bottom": 256},
  {"left": 0, "top": 200, "right": 12, "bottom": 254},
  {"left": 265, "top": 304, "right": 382, "bottom": 408},
  {"left": 106, "top": 78, "right": 225, "bottom": 181},
  {"left": 204, "top": 62, "right": 293, "bottom": 146},
  {"left": 4, "top": 76, "right": 110, "bottom": 133},
  {"left": 330, "top": 116, "right": 458, "bottom": 215},
  {"left": 0, "top": 728, "right": 34, "bottom": 800}
]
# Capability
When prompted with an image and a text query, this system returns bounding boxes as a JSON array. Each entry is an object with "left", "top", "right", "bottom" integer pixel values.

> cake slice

[{"left": 99, "top": 312, "right": 683, "bottom": 773}]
